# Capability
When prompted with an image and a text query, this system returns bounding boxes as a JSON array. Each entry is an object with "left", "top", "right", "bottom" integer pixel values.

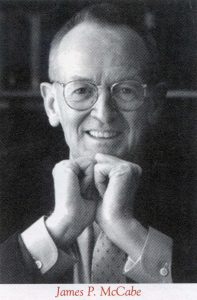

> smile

[{"left": 86, "top": 130, "right": 121, "bottom": 139}]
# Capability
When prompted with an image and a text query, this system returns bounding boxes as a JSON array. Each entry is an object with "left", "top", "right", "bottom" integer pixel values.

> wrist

[
  {"left": 45, "top": 213, "right": 77, "bottom": 248},
  {"left": 105, "top": 216, "right": 148, "bottom": 262},
  {"left": 123, "top": 218, "right": 148, "bottom": 261}
]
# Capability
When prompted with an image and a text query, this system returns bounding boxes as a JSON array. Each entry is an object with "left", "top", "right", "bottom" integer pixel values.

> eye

[
  {"left": 117, "top": 86, "right": 136, "bottom": 98},
  {"left": 73, "top": 87, "right": 89, "bottom": 95},
  {"left": 120, "top": 87, "right": 133, "bottom": 94}
]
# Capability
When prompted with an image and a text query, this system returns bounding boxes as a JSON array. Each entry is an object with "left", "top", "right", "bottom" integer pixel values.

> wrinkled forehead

[{"left": 51, "top": 22, "right": 152, "bottom": 82}]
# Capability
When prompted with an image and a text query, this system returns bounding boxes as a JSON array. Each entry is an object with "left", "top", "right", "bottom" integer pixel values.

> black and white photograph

[{"left": 0, "top": 0, "right": 196, "bottom": 293}]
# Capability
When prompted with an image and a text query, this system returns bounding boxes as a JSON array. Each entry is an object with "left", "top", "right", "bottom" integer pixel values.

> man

[{"left": 0, "top": 3, "right": 194, "bottom": 283}]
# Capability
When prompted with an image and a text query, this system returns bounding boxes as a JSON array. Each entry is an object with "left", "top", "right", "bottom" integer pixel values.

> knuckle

[
  {"left": 118, "top": 162, "right": 142, "bottom": 178},
  {"left": 135, "top": 165, "right": 142, "bottom": 177},
  {"left": 52, "top": 163, "right": 61, "bottom": 177},
  {"left": 119, "top": 163, "right": 133, "bottom": 174},
  {"left": 94, "top": 163, "right": 100, "bottom": 173},
  {"left": 52, "top": 160, "right": 72, "bottom": 177}
]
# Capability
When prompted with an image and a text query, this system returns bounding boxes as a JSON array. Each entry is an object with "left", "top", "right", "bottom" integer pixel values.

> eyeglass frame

[{"left": 52, "top": 80, "right": 148, "bottom": 112}]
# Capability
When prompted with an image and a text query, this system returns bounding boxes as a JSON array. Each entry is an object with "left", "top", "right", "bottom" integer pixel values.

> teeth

[{"left": 88, "top": 130, "right": 119, "bottom": 138}]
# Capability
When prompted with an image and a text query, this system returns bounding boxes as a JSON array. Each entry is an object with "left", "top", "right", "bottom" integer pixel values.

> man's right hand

[{"left": 46, "top": 158, "right": 97, "bottom": 248}]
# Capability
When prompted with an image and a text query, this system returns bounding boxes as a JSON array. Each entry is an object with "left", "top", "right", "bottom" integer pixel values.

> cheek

[
  {"left": 59, "top": 110, "right": 87, "bottom": 144},
  {"left": 125, "top": 110, "right": 149, "bottom": 146}
]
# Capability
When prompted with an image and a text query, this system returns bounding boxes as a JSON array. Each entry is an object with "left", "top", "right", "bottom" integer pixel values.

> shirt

[{"left": 21, "top": 216, "right": 173, "bottom": 283}]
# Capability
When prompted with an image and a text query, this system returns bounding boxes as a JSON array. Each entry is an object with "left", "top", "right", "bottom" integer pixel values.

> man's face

[{"left": 43, "top": 22, "right": 157, "bottom": 161}]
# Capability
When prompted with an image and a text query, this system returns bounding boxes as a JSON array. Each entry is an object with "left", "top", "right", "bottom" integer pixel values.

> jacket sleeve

[
  {"left": 0, "top": 233, "right": 43, "bottom": 283},
  {"left": 21, "top": 217, "right": 78, "bottom": 283},
  {"left": 0, "top": 217, "right": 78, "bottom": 284}
]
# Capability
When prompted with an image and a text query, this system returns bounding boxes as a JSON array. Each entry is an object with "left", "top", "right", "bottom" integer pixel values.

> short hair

[{"left": 48, "top": 2, "right": 159, "bottom": 82}]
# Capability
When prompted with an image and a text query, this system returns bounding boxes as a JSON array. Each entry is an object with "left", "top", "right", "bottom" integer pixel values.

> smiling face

[{"left": 42, "top": 22, "right": 158, "bottom": 161}]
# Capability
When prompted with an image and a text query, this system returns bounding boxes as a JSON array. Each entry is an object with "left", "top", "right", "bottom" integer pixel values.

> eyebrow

[
  {"left": 68, "top": 75, "right": 92, "bottom": 82},
  {"left": 68, "top": 70, "right": 144, "bottom": 82}
]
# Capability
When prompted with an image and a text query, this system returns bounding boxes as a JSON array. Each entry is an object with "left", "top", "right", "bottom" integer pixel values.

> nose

[{"left": 90, "top": 88, "right": 117, "bottom": 123}]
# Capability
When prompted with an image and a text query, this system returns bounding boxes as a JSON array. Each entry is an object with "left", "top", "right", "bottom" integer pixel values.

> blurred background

[{"left": 0, "top": 0, "right": 196, "bottom": 257}]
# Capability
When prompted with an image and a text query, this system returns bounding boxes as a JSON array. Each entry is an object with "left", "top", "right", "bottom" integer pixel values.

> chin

[
  {"left": 82, "top": 148, "right": 131, "bottom": 160},
  {"left": 70, "top": 141, "right": 133, "bottom": 160},
  {"left": 70, "top": 149, "right": 97, "bottom": 159}
]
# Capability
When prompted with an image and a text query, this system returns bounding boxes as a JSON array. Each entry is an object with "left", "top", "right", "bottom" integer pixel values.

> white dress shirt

[{"left": 21, "top": 216, "right": 173, "bottom": 283}]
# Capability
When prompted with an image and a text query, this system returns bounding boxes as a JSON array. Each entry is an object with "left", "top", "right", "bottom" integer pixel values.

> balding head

[
  {"left": 41, "top": 13, "right": 164, "bottom": 160},
  {"left": 48, "top": 3, "right": 159, "bottom": 83},
  {"left": 52, "top": 22, "right": 152, "bottom": 84}
]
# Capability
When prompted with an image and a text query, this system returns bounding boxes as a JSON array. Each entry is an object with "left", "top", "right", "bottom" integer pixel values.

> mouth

[{"left": 85, "top": 130, "right": 122, "bottom": 139}]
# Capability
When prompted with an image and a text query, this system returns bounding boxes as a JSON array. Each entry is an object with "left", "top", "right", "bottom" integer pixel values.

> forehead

[{"left": 53, "top": 22, "right": 151, "bottom": 82}]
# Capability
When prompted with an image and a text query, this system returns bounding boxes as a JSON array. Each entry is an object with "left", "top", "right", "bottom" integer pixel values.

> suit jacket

[
  {"left": 0, "top": 217, "right": 197, "bottom": 283},
  {"left": 0, "top": 98, "right": 196, "bottom": 283}
]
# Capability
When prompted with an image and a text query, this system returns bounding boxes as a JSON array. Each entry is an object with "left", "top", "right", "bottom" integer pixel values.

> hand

[
  {"left": 94, "top": 153, "right": 148, "bottom": 260},
  {"left": 46, "top": 158, "right": 97, "bottom": 247}
]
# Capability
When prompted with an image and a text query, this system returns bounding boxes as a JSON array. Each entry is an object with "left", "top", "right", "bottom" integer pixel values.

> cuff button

[
  {"left": 160, "top": 264, "right": 169, "bottom": 277},
  {"left": 35, "top": 260, "right": 42, "bottom": 270}
]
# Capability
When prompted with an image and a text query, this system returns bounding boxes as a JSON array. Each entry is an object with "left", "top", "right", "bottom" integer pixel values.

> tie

[{"left": 91, "top": 230, "right": 127, "bottom": 283}]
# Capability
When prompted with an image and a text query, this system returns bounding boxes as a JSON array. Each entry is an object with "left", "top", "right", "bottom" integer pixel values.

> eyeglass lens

[{"left": 64, "top": 80, "right": 145, "bottom": 111}]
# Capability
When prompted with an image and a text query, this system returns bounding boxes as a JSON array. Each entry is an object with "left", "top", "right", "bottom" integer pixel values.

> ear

[
  {"left": 40, "top": 82, "right": 60, "bottom": 127},
  {"left": 148, "top": 82, "right": 167, "bottom": 125}
]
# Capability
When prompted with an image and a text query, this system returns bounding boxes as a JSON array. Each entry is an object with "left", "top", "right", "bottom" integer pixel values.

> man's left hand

[{"left": 94, "top": 153, "right": 148, "bottom": 260}]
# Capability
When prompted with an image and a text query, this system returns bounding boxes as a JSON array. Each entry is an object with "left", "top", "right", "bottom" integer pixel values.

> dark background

[{"left": 0, "top": 0, "right": 196, "bottom": 273}]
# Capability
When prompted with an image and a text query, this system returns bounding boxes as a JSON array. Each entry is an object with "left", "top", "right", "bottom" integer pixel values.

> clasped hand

[{"left": 46, "top": 154, "right": 145, "bottom": 256}]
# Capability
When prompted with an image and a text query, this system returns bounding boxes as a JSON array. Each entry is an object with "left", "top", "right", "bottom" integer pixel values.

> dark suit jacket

[{"left": 0, "top": 98, "right": 196, "bottom": 283}]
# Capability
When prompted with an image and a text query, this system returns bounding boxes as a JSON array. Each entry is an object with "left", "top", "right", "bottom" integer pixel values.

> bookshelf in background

[{"left": 0, "top": 0, "right": 196, "bottom": 111}]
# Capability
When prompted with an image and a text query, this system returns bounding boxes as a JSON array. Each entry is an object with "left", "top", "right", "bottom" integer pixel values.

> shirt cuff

[
  {"left": 124, "top": 227, "right": 173, "bottom": 283},
  {"left": 21, "top": 216, "right": 78, "bottom": 275}
]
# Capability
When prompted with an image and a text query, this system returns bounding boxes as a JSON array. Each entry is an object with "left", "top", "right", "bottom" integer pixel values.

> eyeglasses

[{"left": 54, "top": 80, "right": 147, "bottom": 111}]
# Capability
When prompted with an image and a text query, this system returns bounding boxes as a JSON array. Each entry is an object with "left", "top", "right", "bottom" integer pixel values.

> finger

[
  {"left": 95, "top": 153, "right": 123, "bottom": 164},
  {"left": 72, "top": 157, "right": 96, "bottom": 199},
  {"left": 95, "top": 153, "right": 142, "bottom": 178},
  {"left": 94, "top": 163, "right": 109, "bottom": 197},
  {"left": 94, "top": 161, "right": 142, "bottom": 209},
  {"left": 95, "top": 161, "right": 142, "bottom": 185},
  {"left": 73, "top": 157, "right": 96, "bottom": 175},
  {"left": 52, "top": 160, "right": 81, "bottom": 206},
  {"left": 53, "top": 160, "right": 81, "bottom": 176}
]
